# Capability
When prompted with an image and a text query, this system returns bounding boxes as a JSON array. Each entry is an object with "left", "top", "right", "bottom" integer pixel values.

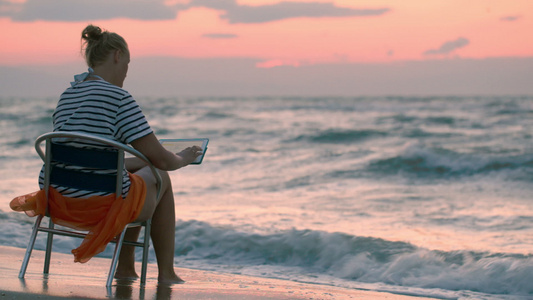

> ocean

[{"left": 1, "top": 96, "right": 532, "bottom": 299}]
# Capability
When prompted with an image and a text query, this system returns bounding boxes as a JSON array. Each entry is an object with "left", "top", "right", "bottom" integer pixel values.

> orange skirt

[{"left": 10, "top": 173, "right": 146, "bottom": 263}]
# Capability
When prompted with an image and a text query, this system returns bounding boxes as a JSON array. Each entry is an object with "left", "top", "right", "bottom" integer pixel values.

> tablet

[{"left": 160, "top": 138, "right": 209, "bottom": 164}]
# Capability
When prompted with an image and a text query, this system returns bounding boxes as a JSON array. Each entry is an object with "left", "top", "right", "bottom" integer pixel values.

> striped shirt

[{"left": 39, "top": 80, "right": 153, "bottom": 198}]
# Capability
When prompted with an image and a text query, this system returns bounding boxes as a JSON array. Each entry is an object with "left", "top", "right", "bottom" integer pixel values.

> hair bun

[
  {"left": 82, "top": 24, "right": 103, "bottom": 42},
  {"left": 80, "top": 24, "right": 128, "bottom": 68}
]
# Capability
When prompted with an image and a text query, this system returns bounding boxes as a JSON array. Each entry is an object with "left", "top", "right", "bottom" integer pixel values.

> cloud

[
  {"left": 0, "top": 0, "right": 176, "bottom": 22},
  {"left": 186, "top": 0, "right": 390, "bottom": 24},
  {"left": 1, "top": 0, "right": 390, "bottom": 23},
  {"left": 500, "top": 15, "right": 521, "bottom": 22},
  {"left": 423, "top": 37, "right": 470, "bottom": 56},
  {"left": 202, "top": 33, "right": 238, "bottom": 39},
  {"left": 256, "top": 59, "right": 301, "bottom": 68}
]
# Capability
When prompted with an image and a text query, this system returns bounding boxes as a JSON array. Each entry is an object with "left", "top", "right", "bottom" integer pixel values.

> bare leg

[
  {"left": 116, "top": 166, "right": 184, "bottom": 284},
  {"left": 150, "top": 185, "right": 184, "bottom": 284},
  {"left": 115, "top": 156, "right": 149, "bottom": 278},
  {"left": 114, "top": 227, "right": 141, "bottom": 279}
]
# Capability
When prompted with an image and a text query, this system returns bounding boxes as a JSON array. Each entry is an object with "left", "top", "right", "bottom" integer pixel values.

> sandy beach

[{"left": 0, "top": 245, "right": 439, "bottom": 300}]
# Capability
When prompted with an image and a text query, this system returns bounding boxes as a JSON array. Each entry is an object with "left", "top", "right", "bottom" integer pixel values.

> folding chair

[{"left": 18, "top": 131, "right": 162, "bottom": 287}]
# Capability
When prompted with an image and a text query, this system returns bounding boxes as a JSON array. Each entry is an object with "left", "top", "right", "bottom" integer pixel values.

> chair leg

[
  {"left": 43, "top": 219, "right": 55, "bottom": 274},
  {"left": 140, "top": 220, "right": 151, "bottom": 286},
  {"left": 19, "top": 215, "right": 44, "bottom": 279},
  {"left": 106, "top": 227, "right": 128, "bottom": 287}
]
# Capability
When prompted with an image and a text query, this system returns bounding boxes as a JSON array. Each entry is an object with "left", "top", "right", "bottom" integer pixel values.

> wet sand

[{"left": 0, "top": 245, "right": 437, "bottom": 299}]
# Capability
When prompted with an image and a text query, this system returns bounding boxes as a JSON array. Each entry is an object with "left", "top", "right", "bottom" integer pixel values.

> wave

[
  {"left": 172, "top": 220, "right": 533, "bottom": 297},
  {"left": 199, "top": 111, "right": 236, "bottom": 120},
  {"left": 291, "top": 129, "right": 388, "bottom": 144},
  {"left": 377, "top": 114, "right": 459, "bottom": 126},
  {"left": 363, "top": 143, "right": 533, "bottom": 180},
  {"left": 1, "top": 212, "right": 531, "bottom": 297}
]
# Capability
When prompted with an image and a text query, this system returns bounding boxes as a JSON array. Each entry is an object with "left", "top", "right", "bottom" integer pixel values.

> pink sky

[
  {"left": 1, "top": 0, "right": 532, "bottom": 96},
  {"left": 1, "top": 0, "right": 532, "bottom": 67}
]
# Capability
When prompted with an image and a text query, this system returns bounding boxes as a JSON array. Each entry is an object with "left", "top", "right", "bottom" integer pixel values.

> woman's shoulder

[{"left": 66, "top": 80, "right": 132, "bottom": 99}]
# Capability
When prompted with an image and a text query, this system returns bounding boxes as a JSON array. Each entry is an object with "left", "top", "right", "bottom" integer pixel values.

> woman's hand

[
  {"left": 131, "top": 133, "right": 201, "bottom": 171},
  {"left": 176, "top": 146, "right": 203, "bottom": 166}
]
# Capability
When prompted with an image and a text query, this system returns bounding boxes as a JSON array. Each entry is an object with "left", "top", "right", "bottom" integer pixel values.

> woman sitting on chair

[{"left": 12, "top": 24, "right": 200, "bottom": 285}]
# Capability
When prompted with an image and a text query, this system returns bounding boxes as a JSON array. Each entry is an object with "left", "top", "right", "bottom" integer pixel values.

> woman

[
  {"left": 13, "top": 24, "right": 200, "bottom": 285},
  {"left": 76, "top": 24, "right": 202, "bottom": 284}
]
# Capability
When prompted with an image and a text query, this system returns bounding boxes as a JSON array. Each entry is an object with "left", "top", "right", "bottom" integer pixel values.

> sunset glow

[{"left": 1, "top": 0, "right": 532, "bottom": 67}]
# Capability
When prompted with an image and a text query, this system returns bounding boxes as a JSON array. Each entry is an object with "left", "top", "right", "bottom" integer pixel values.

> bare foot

[
  {"left": 114, "top": 269, "right": 139, "bottom": 280},
  {"left": 158, "top": 273, "right": 185, "bottom": 285}
]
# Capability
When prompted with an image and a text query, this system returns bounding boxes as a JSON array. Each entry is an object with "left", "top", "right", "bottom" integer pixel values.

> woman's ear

[{"left": 113, "top": 50, "right": 121, "bottom": 63}]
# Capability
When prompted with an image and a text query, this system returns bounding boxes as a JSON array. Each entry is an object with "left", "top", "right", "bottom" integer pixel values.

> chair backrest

[
  {"left": 48, "top": 141, "right": 123, "bottom": 194},
  {"left": 35, "top": 132, "right": 161, "bottom": 204}
]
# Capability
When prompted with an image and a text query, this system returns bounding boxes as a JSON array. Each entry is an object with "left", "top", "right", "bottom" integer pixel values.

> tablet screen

[{"left": 160, "top": 138, "right": 209, "bottom": 164}]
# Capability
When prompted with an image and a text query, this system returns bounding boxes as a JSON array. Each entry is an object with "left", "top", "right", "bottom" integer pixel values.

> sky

[{"left": 1, "top": 0, "right": 532, "bottom": 97}]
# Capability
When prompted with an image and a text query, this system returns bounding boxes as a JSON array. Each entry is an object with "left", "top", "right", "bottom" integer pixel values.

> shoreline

[{"left": 0, "top": 245, "right": 439, "bottom": 299}]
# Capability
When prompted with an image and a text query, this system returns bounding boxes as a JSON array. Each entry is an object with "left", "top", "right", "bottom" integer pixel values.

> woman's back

[
  {"left": 39, "top": 79, "right": 153, "bottom": 198},
  {"left": 54, "top": 80, "right": 151, "bottom": 143}
]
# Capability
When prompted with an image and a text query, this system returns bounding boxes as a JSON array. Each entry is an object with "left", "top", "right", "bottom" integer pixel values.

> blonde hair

[{"left": 81, "top": 25, "right": 129, "bottom": 68}]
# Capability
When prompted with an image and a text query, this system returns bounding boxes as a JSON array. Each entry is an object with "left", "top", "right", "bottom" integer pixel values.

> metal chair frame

[{"left": 18, "top": 132, "right": 162, "bottom": 287}]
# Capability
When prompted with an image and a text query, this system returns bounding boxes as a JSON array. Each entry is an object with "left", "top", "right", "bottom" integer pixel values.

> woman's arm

[
  {"left": 124, "top": 157, "right": 148, "bottom": 173},
  {"left": 130, "top": 133, "right": 201, "bottom": 171}
]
